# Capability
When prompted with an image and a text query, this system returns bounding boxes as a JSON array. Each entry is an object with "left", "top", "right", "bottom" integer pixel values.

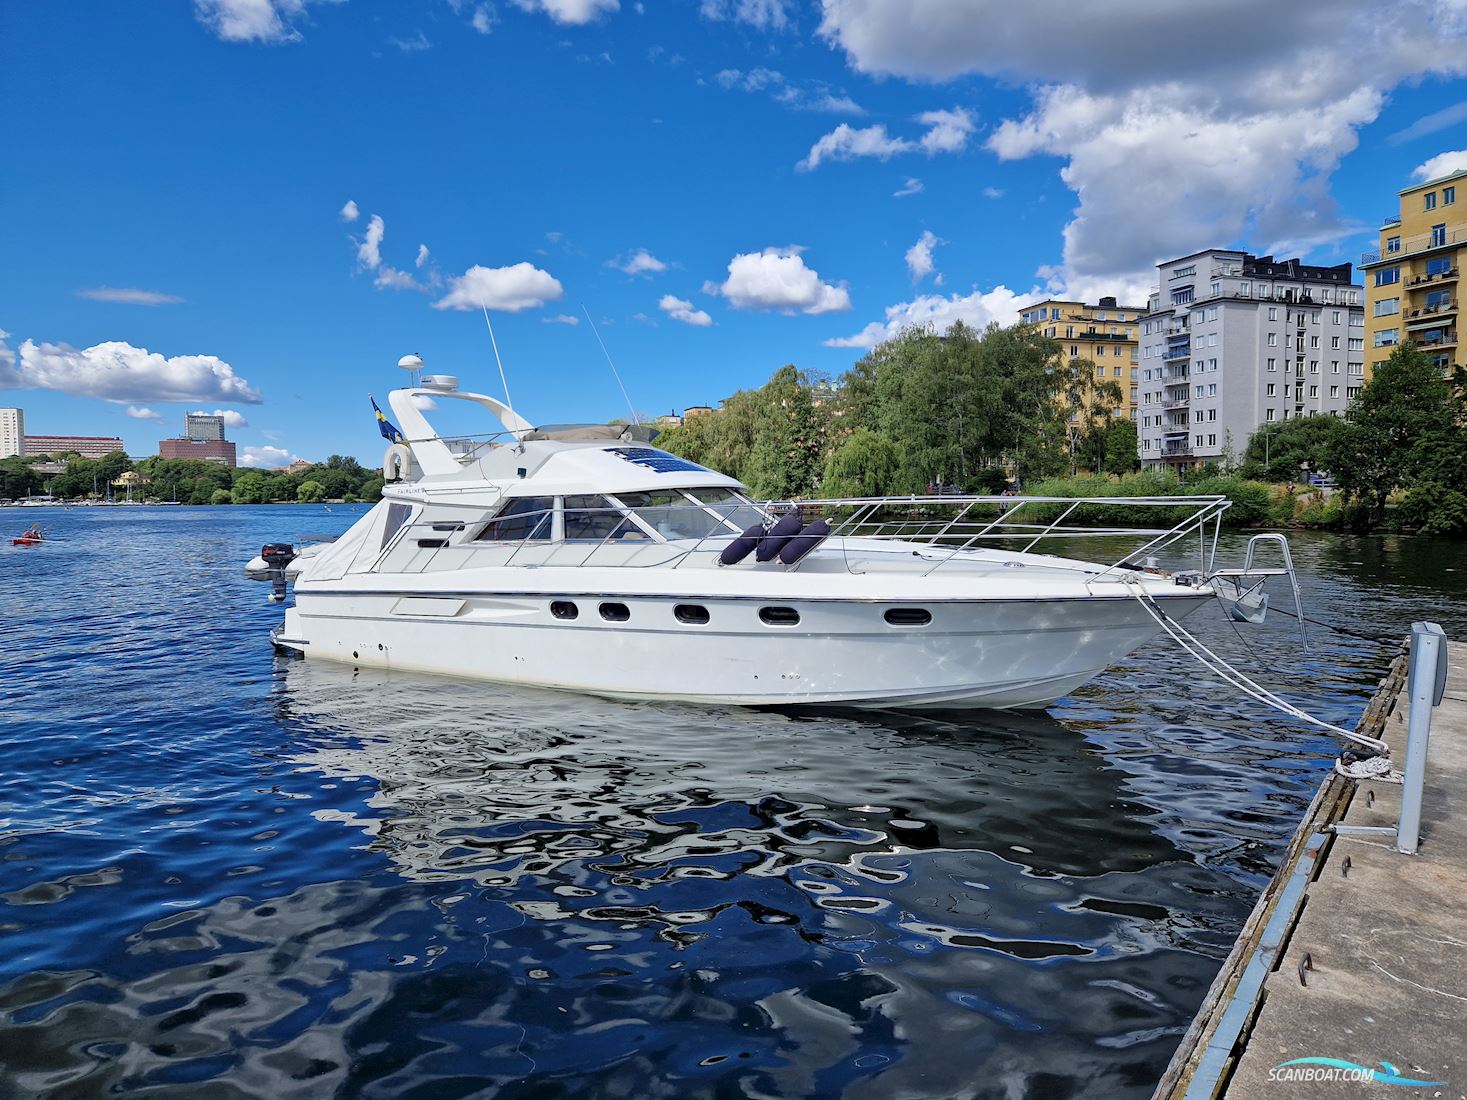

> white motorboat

[{"left": 249, "top": 369, "right": 1228, "bottom": 709}]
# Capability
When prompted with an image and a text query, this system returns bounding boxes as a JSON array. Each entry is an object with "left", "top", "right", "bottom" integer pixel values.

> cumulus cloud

[
  {"left": 76, "top": 287, "right": 184, "bottom": 306},
  {"left": 611, "top": 248, "right": 669, "bottom": 276},
  {"left": 193, "top": 0, "right": 326, "bottom": 43},
  {"left": 510, "top": 0, "right": 618, "bottom": 24},
  {"left": 0, "top": 340, "right": 263, "bottom": 405},
  {"left": 714, "top": 67, "right": 863, "bottom": 115},
  {"left": 905, "top": 230, "right": 940, "bottom": 281},
  {"left": 893, "top": 177, "right": 923, "bottom": 198},
  {"left": 658, "top": 294, "right": 713, "bottom": 327},
  {"left": 433, "top": 263, "right": 564, "bottom": 312},
  {"left": 351, "top": 213, "right": 428, "bottom": 291},
  {"left": 816, "top": 1, "right": 1467, "bottom": 296},
  {"left": 416, "top": 243, "right": 430, "bottom": 268},
  {"left": 339, "top": 199, "right": 359, "bottom": 222},
  {"left": 126, "top": 406, "right": 162, "bottom": 420},
  {"left": 699, "top": 0, "right": 792, "bottom": 30},
  {"left": 470, "top": 3, "right": 496, "bottom": 32},
  {"left": 1413, "top": 149, "right": 1467, "bottom": 181},
  {"left": 798, "top": 107, "right": 974, "bottom": 171},
  {"left": 356, "top": 214, "right": 385, "bottom": 270},
  {"left": 191, "top": 407, "right": 250, "bottom": 428},
  {"left": 543, "top": 313, "right": 581, "bottom": 325},
  {"left": 824, "top": 285, "right": 1038, "bottom": 349},
  {"left": 705, "top": 247, "right": 851, "bottom": 314},
  {"left": 239, "top": 444, "right": 299, "bottom": 468}
]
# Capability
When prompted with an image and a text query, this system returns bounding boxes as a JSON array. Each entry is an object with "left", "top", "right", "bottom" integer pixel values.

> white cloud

[
  {"left": 1413, "top": 149, "right": 1467, "bottom": 181},
  {"left": 191, "top": 407, "right": 250, "bottom": 428},
  {"left": 893, "top": 177, "right": 923, "bottom": 198},
  {"left": 798, "top": 107, "right": 974, "bottom": 171},
  {"left": 658, "top": 294, "right": 713, "bottom": 327},
  {"left": 389, "top": 30, "right": 431, "bottom": 52},
  {"left": 339, "top": 199, "right": 359, "bottom": 222},
  {"left": 470, "top": 3, "right": 496, "bottom": 32},
  {"left": 818, "top": 0, "right": 1467, "bottom": 297},
  {"left": 0, "top": 340, "right": 262, "bottom": 404},
  {"left": 416, "top": 243, "right": 430, "bottom": 268},
  {"left": 905, "top": 230, "right": 940, "bottom": 281},
  {"left": 374, "top": 266, "right": 422, "bottom": 290},
  {"left": 76, "top": 287, "right": 184, "bottom": 306},
  {"left": 698, "top": 0, "right": 792, "bottom": 30},
  {"left": 356, "top": 214, "right": 385, "bottom": 270},
  {"left": 706, "top": 247, "right": 851, "bottom": 314},
  {"left": 543, "top": 313, "right": 581, "bottom": 325},
  {"left": 433, "top": 263, "right": 564, "bottom": 312},
  {"left": 510, "top": 0, "right": 618, "bottom": 24},
  {"left": 714, "top": 67, "right": 863, "bottom": 115},
  {"left": 915, "top": 107, "right": 974, "bottom": 154},
  {"left": 981, "top": 186, "right": 1003, "bottom": 199},
  {"left": 611, "top": 248, "right": 669, "bottom": 276},
  {"left": 126, "top": 406, "right": 162, "bottom": 420},
  {"left": 193, "top": 0, "right": 325, "bottom": 43},
  {"left": 824, "top": 285, "right": 1038, "bottom": 349},
  {"left": 240, "top": 444, "right": 299, "bottom": 468},
  {"left": 1390, "top": 102, "right": 1467, "bottom": 146}
]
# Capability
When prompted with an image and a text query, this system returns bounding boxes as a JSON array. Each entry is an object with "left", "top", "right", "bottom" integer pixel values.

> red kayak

[{"left": 12, "top": 536, "right": 42, "bottom": 546}]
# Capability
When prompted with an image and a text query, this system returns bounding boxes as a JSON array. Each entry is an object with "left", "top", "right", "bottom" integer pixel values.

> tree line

[
  {"left": 654, "top": 321, "right": 1140, "bottom": 500},
  {"left": 0, "top": 451, "right": 385, "bottom": 505}
]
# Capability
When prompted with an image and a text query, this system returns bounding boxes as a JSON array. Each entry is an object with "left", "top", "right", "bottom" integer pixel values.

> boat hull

[{"left": 276, "top": 588, "right": 1212, "bottom": 710}]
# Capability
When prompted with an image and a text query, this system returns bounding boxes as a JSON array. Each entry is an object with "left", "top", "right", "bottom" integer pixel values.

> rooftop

[{"left": 1400, "top": 166, "right": 1467, "bottom": 194}]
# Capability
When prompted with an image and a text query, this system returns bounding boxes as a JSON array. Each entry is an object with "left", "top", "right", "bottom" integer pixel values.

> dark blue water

[{"left": 3, "top": 506, "right": 1464, "bottom": 1099}]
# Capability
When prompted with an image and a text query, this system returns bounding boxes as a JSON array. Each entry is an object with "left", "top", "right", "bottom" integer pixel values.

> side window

[
  {"left": 381, "top": 502, "right": 414, "bottom": 548},
  {"left": 476, "top": 496, "right": 553, "bottom": 541},
  {"left": 562, "top": 495, "right": 641, "bottom": 541}
]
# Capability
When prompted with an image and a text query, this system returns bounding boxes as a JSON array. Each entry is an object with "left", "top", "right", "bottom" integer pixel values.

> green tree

[
  {"left": 210, "top": 487, "right": 234, "bottom": 505},
  {"left": 743, "top": 365, "right": 832, "bottom": 498},
  {"left": 297, "top": 480, "right": 326, "bottom": 503},
  {"left": 1325, "top": 344, "right": 1465, "bottom": 526},
  {"left": 1100, "top": 418, "right": 1140, "bottom": 476},
  {"left": 1240, "top": 414, "right": 1351, "bottom": 483},
  {"left": 821, "top": 429, "right": 901, "bottom": 498},
  {"left": 231, "top": 471, "right": 269, "bottom": 504},
  {"left": 0, "top": 457, "right": 42, "bottom": 498}
]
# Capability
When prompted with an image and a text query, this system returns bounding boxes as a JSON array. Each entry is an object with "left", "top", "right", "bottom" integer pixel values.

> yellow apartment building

[
  {"left": 1018, "top": 295, "right": 1143, "bottom": 421},
  {"left": 1361, "top": 167, "right": 1464, "bottom": 379}
]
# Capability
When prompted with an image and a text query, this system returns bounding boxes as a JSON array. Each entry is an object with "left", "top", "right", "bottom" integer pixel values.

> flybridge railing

[
  {"left": 377, "top": 493, "right": 1232, "bottom": 578},
  {"left": 749, "top": 494, "right": 1232, "bottom": 577}
]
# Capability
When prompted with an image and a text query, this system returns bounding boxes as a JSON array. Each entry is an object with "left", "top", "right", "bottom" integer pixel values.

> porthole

[
  {"left": 551, "top": 600, "right": 579, "bottom": 620},
  {"left": 416, "top": 537, "right": 448, "bottom": 549},
  {"left": 884, "top": 608, "right": 932, "bottom": 627},
  {"left": 600, "top": 602, "right": 631, "bottom": 622},
  {"left": 675, "top": 604, "right": 710, "bottom": 624},
  {"left": 759, "top": 606, "right": 800, "bottom": 626}
]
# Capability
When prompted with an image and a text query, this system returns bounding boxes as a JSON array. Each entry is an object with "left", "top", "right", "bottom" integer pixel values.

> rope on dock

[{"left": 1122, "top": 577, "right": 1391, "bottom": 758}]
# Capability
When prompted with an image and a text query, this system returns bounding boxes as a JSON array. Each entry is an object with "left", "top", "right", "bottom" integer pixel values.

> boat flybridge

[{"left": 249, "top": 367, "right": 1247, "bottom": 710}]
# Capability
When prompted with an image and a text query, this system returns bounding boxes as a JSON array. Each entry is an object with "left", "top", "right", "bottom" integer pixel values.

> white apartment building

[
  {"left": 1137, "top": 251, "right": 1365, "bottom": 474},
  {"left": 0, "top": 407, "right": 23, "bottom": 459}
]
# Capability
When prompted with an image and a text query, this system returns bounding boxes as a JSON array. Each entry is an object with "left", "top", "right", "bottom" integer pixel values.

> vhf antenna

[{"left": 582, "top": 305, "right": 640, "bottom": 427}]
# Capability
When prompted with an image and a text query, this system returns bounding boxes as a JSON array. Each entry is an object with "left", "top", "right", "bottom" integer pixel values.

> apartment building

[
  {"left": 23, "top": 434, "right": 128, "bottom": 460},
  {"left": 1138, "top": 251, "right": 1365, "bottom": 475},
  {"left": 1018, "top": 295, "right": 1143, "bottom": 420},
  {"left": 185, "top": 413, "right": 226, "bottom": 441},
  {"left": 0, "top": 408, "right": 22, "bottom": 458},
  {"left": 1361, "top": 167, "right": 1464, "bottom": 378}
]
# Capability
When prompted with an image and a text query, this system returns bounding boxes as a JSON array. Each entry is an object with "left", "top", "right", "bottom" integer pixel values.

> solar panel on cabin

[{"left": 608, "top": 446, "right": 709, "bottom": 474}]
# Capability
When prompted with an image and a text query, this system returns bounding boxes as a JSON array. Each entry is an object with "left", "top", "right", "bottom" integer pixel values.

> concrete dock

[{"left": 1156, "top": 637, "right": 1467, "bottom": 1100}]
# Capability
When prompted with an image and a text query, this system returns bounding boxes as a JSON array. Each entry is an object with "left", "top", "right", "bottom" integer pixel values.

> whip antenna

[
  {"left": 481, "top": 303, "right": 514, "bottom": 408},
  {"left": 582, "top": 305, "right": 640, "bottom": 427}
]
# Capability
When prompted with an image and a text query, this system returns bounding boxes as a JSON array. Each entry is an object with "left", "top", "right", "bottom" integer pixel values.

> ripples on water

[{"left": 2, "top": 506, "right": 1464, "bottom": 1098}]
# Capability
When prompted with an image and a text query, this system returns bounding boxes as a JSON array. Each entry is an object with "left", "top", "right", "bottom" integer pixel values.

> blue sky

[{"left": 2, "top": 0, "right": 1466, "bottom": 465}]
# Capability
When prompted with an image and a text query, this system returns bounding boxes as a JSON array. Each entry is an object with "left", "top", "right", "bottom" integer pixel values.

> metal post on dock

[{"left": 1333, "top": 621, "right": 1448, "bottom": 854}]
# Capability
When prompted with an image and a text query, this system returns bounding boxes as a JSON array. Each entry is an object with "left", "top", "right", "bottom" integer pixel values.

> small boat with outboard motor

[{"left": 243, "top": 355, "right": 1318, "bottom": 710}]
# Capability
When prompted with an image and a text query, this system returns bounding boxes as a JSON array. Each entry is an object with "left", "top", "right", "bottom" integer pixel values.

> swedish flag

[{"left": 372, "top": 396, "right": 405, "bottom": 444}]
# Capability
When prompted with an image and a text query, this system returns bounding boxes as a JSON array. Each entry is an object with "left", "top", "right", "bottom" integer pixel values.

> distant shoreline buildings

[{"left": 158, "top": 411, "right": 236, "bottom": 466}]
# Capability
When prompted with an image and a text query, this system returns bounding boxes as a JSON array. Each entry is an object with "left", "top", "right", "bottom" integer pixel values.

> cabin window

[
  {"left": 884, "top": 608, "right": 932, "bottom": 627},
  {"left": 615, "top": 490, "right": 730, "bottom": 541},
  {"left": 674, "top": 604, "right": 710, "bottom": 624},
  {"left": 684, "top": 487, "right": 768, "bottom": 531},
  {"left": 759, "top": 606, "right": 800, "bottom": 626},
  {"left": 476, "top": 496, "right": 553, "bottom": 541},
  {"left": 381, "top": 502, "right": 414, "bottom": 548},
  {"left": 599, "top": 602, "right": 631, "bottom": 622},
  {"left": 562, "top": 495, "right": 644, "bottom": 542},
  {"left": 550, "top": 600, "right": 579, "bottom": 620}
]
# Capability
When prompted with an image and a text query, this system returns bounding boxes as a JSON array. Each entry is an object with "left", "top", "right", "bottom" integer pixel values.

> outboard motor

[{"left": 261, "top": 543, "right": 296, "bottom": 604}]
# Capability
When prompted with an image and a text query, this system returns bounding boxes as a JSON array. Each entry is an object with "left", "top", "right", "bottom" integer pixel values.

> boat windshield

[{"left": 615, "top": 488, "right": 766, "bottom": 541}]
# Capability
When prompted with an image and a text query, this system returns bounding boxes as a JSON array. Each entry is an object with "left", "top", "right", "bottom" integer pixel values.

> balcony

[
  {"left": 1362, "top": 226, "right": 1467, "bottom": 266},
  {"left": 1407, "top": 267, "right": 1459, "bottom": 287},
  {"left": 1161, "top": 348, "right": 1192, "bottom": 361},
  {"left": 1162, "top": 397, "right": 1190, "bottom": 409},
  {"left": 1411, "top": 329, "right": 1458, "bottom": 349},
  {"left": 1162, "top": 443, "right": 1194, "bottom": 457},
  {"left": 1383, "top": 213, "right": 1402, "bottom": 228},
  {"left": 1404, "top": 302, "right": 1457, "bottom": 328}
]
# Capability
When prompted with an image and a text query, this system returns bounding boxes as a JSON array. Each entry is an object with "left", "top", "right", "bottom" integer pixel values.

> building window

[
  {"left": 1071, "top": 345, "right": 1079, "bottom": 357},
  {"left": 1267, "top": 357, "right": 1277, "bottom": 371},
  {"left": 1208, "top": 434, "right": 1217, "bottom": 446},
  {"left": 1210, "top": 281, "right": 1221, "bottom": 296},
  {"left": 1348, "top": 338, "right": 1364, "bottom": 351},
  {"left": 1373, "top": 328, "right": 1400, "bottom": 347},
  {"left": 1348, "top": 386, "right": 1362, "bottom": 398},
  {"left": 1268, "top": 306, "right": 1278, "bottom": 321},
  {"left": 1310, "top": 335, "right": 1319, "bottom": 348},
  {"left": 1267, "top": 383, "right": 1276, "bottom": 397},
  {"left": 1431, "top": 223, "right": 1447, "bottom": 248},
  {"left": 1375, "top": 267, "right": 1400, "bottom": 286},
  {"left": 1266, "top": 409, "right": 1276, "bottom": 421},
  {"left": 1310, "top": 360, "right": 1319, "bottom": 374},
  {"left": 1445, "top": 185, "right": 1456, "bottom": 206},
  {"left": 1208, "top": 383, "right": 1217, "bottom": 395},
  {"left": 1386, "top": 235, "right": 1401, "bottom": 254},
  {"left": 1309, "top": 385, "right": 1318, "bottom": 397},
  {"left": 1427, "top": 257, "right": 1454, "bottom": 277},
  {"left": 1331, "top": 360, "right": 1340, "bottom": 373},
  {"left": 1267, "top": 333, "right": 1278, "bottom": 346},
  {"left": 1332, "top": 311, "right": 1342, "bottom": 325},
  {"left": 1172, "top": 288, "right": 1194, "bottom": 305},
  {"left": 1330, "top": 385, "right": 1339, "bottom": 398},
  {"left": 1425, "top": 191, "right": 1437, "bottom": 211}
]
